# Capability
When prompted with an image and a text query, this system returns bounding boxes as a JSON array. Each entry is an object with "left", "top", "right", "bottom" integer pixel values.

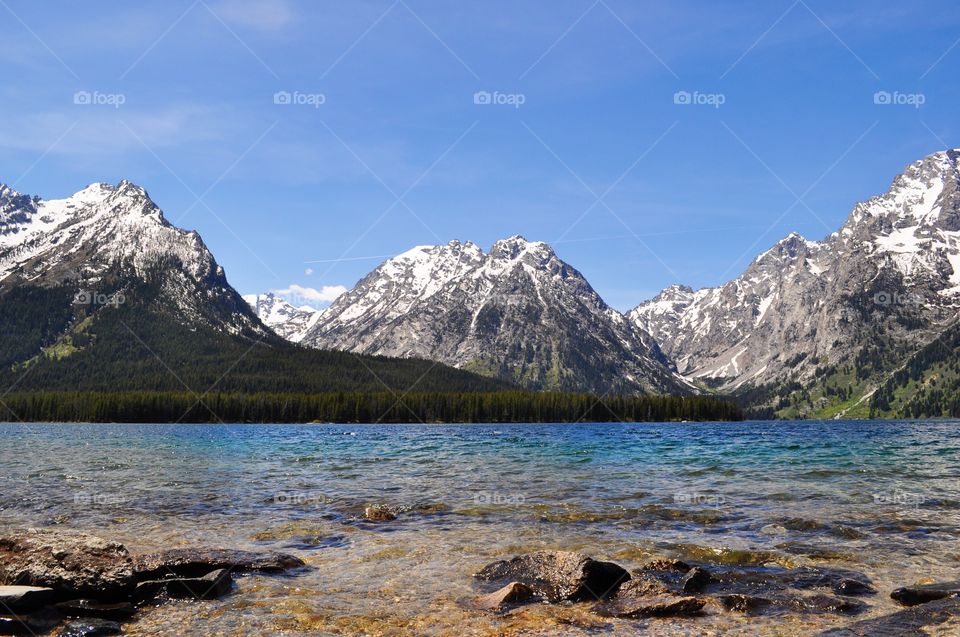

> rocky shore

[
  {"left": 1, "top": 529, "right": 958, "bottom": 635},
  {"left": 0, "top": 529, "right": 305, "bottom": 636}
]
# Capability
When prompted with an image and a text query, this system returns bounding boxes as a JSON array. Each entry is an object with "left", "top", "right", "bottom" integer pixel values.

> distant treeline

[{"left": 0, "top": 391, "right": 743, "bottom": 423}]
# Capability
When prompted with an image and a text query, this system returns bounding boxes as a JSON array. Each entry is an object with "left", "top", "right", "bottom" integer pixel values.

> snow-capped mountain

[
  {"left": 0, "top": 180, "right": 264, "bottom": 335},
  {"left": 631, "top": 149, "right": 960, "bottom": 411},
  {"left": 243, "top": 292, "right": 321, "bottom": 343},
  {"left": 300, "top": 236, "right": 691, "bottom": 395}
]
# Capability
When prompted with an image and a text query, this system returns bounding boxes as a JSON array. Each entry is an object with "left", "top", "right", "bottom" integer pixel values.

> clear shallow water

[{"left": 1, "top": 420, "right": 960, "bottom": 636}]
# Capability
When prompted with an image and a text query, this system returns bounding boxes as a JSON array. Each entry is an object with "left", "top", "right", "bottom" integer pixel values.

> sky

[{"left": 0, "top": 0, "right": 957, "bottom": 311}]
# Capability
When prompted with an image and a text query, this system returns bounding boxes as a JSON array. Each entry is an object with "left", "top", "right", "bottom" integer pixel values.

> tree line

[{"left": 0, "top": 391, "right": 743, "bottom": 424}]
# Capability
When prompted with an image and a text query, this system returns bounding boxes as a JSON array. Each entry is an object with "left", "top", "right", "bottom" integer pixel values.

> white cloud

[
  {"left": 304, "top": 267, "right": 314, "bottom": 276},
  {"left": 212, "top": 0, "right": 294, "bottom": 31},
  {"left": 274, "top": 283, "right": 347, "bottom": 306}
]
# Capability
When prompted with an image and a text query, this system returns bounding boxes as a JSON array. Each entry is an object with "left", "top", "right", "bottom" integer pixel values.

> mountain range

[
  {"left": 3, "top": 148, "right": 960, "bottom": 418},
  {"left": 252, "top": 148, "right": 960, "bottom": 417}
]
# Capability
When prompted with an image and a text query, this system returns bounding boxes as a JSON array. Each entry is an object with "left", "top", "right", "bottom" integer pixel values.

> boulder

[
  {"left": 133, "top": 548, "right": 304, "bottom": 579},
  {"left": 475, "top": 551, "right": 630, "bottom": 602},
  {"left": 891, "top": 580, "right": 960, "bottom": 606},
  {"left": 0, "top": 530, "right": 134, "bottom": 599},
  {"left": 0, "top": 586, "right": 56, "bottom": 612},
  {"left": 475, "top": 582, "right": 535, "bottom": 610}
]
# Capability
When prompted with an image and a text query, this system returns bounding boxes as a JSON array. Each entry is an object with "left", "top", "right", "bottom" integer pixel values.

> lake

[{"left": 1, "top": 420, "right": 958, "bottom": 635}]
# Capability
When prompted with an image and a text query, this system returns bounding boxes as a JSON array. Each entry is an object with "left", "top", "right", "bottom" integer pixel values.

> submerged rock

[
  {"left": 0, "top": 586, "right": 56, "bottom": 612},
  {"left": 816, "top": 596, "right": 960, "bottom": 636},
  {"left": 475, "top": 582, "right": 535, "bottom": 610},
  {"left": 133, "top": 548, "right": 304, "bottom": 579},
  {"left": 54, "top": 599, "right": 137, "bottom": 621},
  {"left": 57, "top": 618, "right": 122, "bottom": 637},
  {"left": 834, "top": 578, "right": 876, "bottom": 596},
  {"left": 475, "top": 551, "right": 630, "bottom": 602},
  {"left": 680, "top": 566, "right": 711, "bottom": 593},
  {"left": 891, "top": 580, "right": 960, "bottom": 606},
  {"left": 0, "top": 530, "right": 134, "bottom": 599},
  {"left": 135, "top": 569, "right": 233, "bottom": 602},
  {"left": 594, "top": 594, "right": 705, "bottom": 619}
]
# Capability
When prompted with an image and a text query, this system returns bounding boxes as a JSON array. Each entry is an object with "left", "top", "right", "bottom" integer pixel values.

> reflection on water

[{"left": 1, "top": 421, "right": 959, "bottom": 635}]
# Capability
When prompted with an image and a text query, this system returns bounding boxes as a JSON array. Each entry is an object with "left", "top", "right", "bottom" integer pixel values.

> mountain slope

[
  {"left": 631, "top": 149, "right": 960, "bottom": 416},
  {"left": 0, "top": 181, "right": 508, "bottom": 396},
  {"left": 243, "top": 292, "right": 321, "bottom": 343},
  {"left": 300, "top": 236, "right": 691, "bottom": 395}
]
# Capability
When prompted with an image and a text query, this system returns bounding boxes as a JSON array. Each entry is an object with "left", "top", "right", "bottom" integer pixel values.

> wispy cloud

[{"left": 211, "top": 0, "right": 294, "bottom": 31}]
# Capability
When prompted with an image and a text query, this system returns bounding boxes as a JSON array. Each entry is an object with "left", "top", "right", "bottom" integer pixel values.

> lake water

[{"left": 1, "top": 421, "right": 959, "bottom": 636}]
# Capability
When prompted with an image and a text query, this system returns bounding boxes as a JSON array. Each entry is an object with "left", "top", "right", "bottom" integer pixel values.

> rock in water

[
  {"left": 363, "top": 505, "right": 398, "bottom": 522},
  {"left": 475, "top": 582, "right": 535, "bottom": 610},
  {"left": 54, "top": 599, "right": 137, "bottom": 621},
  {"left": 57, "top": 618, "right": 122, "bottom": 637},
  {"left": 0, "top": 586, "right": 56, "bottom": 612},
  {"left": 133, "top": 548, "right": 304, "bottom": 579},
  {"left": 833, "top": 578, "right": 876, "bottom": 596},
  {"left": 0, "top": 530, "right": 134, "bottom": 599},
  {"left": 815, "top": 596, "right": 960, "bottom": 636},
  {"left": 475, "top": 551, "right": 630, "bottom": 602},
  {"left": 891, "top": 580, "right": 960, "bottom": 606},
  {"left": 135, "top": 569, "right": 233, "bottom": 602},
  {"left": 680, "top": 566, "right": 711, "bottom": 593},
  {"left": 595, "top": 594, "right": 705, "bottom": 619}
]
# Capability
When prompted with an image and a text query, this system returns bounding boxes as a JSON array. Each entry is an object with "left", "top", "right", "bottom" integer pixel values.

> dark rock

[
  {"left": 594, "top": 594, "right": 705, "bottom": 619},
  {"left": 363, "top": 505, "right": 397, "bottom": 522},
  {"left": 815, "top": 596, "right": 960, "bottom": 636},
  {"left": 57, "top": 618, "right": 122, "bottom": 637},
  {"left": 475, "top": 582, "right": 535, "bottom": 610},
  {"left": 0, "top": 530, "right": 134, "bottom": 600},
  {"left": 475, "top": 551, "right": 630, "bottom": 602},
  {"left": 133, "top": 548, "right": 304, "bottom": 579},
  {"left": 0, "top": 610, "right": 62, "bottom": 636},
  {"left": 891, "top": 580, "right": 960, "bottom": 606},
  {"left": 0, "top": 586, "right": 56, "bottom": 612},
  {"left": 680, "top": 566, "right": 711, "bottom": 593},
  {"left": 718, "top": 593, "right": 772, "bottom": 613},
  {"left": 789, "top": 594, "right": 867, "bottom": 615},
  {"left": 615, "top": 575, "right": 672, "bottom": 598},
  {"left": 135, "top": 569, "right": 233, "bottom": 602},
  {"left": 833, "top": 578, "right": 876, "bottom": 596},
  {"left": 54, "top": 599, "right": 136, "bottom": 621}
]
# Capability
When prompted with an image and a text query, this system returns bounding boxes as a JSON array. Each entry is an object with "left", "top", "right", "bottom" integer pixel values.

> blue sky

[{"left": 1, "top": 0, "right": 957, "bottom": 310}]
